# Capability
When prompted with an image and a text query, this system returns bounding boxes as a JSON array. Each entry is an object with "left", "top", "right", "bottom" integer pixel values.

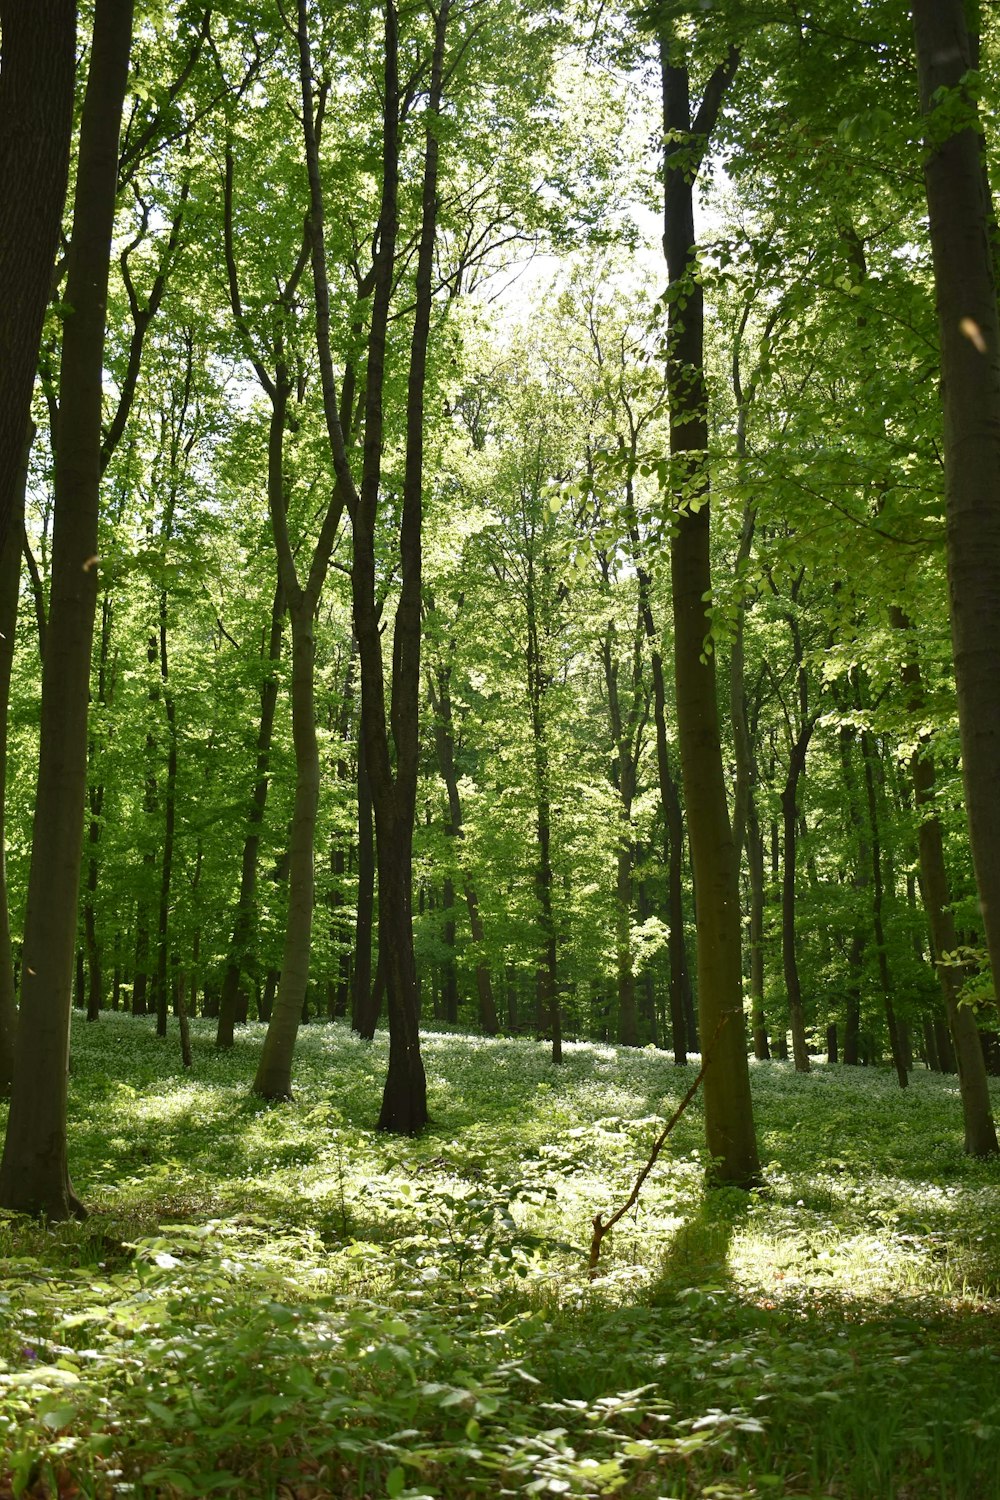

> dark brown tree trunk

[
  {"left": 660, "top": 30, "right": 758, "bottom": 1184},
  {"left": 217, "top": 579, "right": 285, "bottom": 1047},
  {"left": 0, "top": 2, "right": 76, "bottom": 555},
  {"left": 0, "top": 0, "right": 133, "bottom": 1219},
  {"left": 296, "top": 0, "right": 447, "bottom": 1128},
  {"left": 913, "top": 0, "right": 1000, "bottom": 1002}
]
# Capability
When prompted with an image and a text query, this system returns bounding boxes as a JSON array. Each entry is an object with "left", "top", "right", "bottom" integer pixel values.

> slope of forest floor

[{"left": 1, "top": 1016, "right": 999, "bottom": 1499}]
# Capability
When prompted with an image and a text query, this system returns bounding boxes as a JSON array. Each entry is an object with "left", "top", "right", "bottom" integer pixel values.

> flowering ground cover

[{"left": 1, "top": 1014, "right": 999, "bottom": 1498}]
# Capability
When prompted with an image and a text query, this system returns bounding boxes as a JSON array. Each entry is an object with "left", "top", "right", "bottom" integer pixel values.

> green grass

[{"left": 1, "top": 1014, "right": 999, "bottom": 1498}]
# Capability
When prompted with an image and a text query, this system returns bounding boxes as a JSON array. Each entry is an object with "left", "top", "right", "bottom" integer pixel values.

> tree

[
  {"left": 0, "top": 2, "right": 77, "bottom": 556},
  {"left": 911, "top": 0, "right": 1000, "bottom": 1034},
  {"left": 0, "top": 0, "right": 135, "bottom": 1218},
  {"left": 658, "top": 12, "right": 759, "bottom": 1184}
]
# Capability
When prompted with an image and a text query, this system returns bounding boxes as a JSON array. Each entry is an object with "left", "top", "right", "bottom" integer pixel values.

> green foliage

[{"left": 2, "top": 1016, "right": 999, "bottom": 1497}]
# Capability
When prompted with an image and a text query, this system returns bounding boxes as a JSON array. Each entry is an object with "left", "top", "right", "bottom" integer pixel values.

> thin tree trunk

[
  {"left": 660, "top": 29, "right": 758, "bottom": 1184},
  {"left": 781, "top": 720, "right": 814, "bottom": 1073},
  {"left": 526, "top": 555, "right": 561, "bottom": 1065},
  {"left": 428, "top": 646, "right": 498, "bottom": 1034},
  {"left": 351, "top": 725, "right": 378, "bottom": 1038},
  {"left": 859, "top": 722, "right": 909, "bottom": 1089},
  {"left": 152, "top": 592, "right": 177, "bottom": 1041},
  {"left": 295, "top": 0, "right": 446, "bottom": 1129},
  {"left": 217, "top": 578, "right": 285, "bottom": 1047},
  {"left": 896, "top": 616, "right": 997, "bottom": 1151},
  {"left": 0, "top": 425, "right": 34, "bottom": 1094},
  {"left": 631, "top": 528, "right": 690, "bottom": 1064},
  {"left": 0, "top": 0, "right": 133, "bottom": 1218},
  {"left": 747, "top": 800, "right": 769, "bottom": 1060}
]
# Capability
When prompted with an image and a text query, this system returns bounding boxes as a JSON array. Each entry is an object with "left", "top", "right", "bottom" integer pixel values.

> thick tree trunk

[
  {"left": 0, "top": 2, "right": 76, "bottom": 555},
  {"left": 217, "top": 578, "right": 285, "bottom": 1047},
  {"left": 0, "top": 0, "right": 133, "bottom": 1219},
  {"left": 661, "top": 33, "right": 758, "bottom": 1184},
  {"left": 913, "top": 0, "right": 1000, "bottom": 1000}
]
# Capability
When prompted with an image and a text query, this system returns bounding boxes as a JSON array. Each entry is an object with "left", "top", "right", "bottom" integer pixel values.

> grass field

[{"left": 2, "top": 1014, "right": 999, "bottom": 1498}]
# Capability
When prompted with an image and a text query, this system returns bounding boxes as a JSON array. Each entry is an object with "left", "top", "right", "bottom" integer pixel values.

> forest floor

[{"left": 1, "top": 1016, "right": 999, "bottom": 1499}]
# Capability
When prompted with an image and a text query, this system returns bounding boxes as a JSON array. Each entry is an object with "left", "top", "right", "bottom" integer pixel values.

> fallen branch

[{"left": 587, "top": 1027, "right": 722, "bottom": 1279}]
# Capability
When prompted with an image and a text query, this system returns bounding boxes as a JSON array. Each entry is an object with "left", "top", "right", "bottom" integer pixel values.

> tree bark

[
  {"left": 0, "top": 2, "right": 76, "bottom": 556},
  {"left": 781, "top": 719, "right": 815, "bottom": 1073},
  {"left": 428, "top": 643, "right": 498, "bottom": 1034},
  {"left": 660, "top": 30, "right": 758, "bottom": 1184},
  {"left": 0, "top": 0, "right": 134, "bottom": 1219},
  {"left": 217, "top": 578, "right": 285, "bottom": 1047},
  {"left": 351, "top": 725, "right": 379, "bottom": 1039},
  {"left": 912, "top": 0, "right": 1000, "bottom": 1003},
  {"left": 896, "top": 615, "right": 997, "bottom": 1152},
  {"left": 0, "top": 425, "right": 34, "bottom": 1094},
  {"left": 526, "top": 553, "right": 561, "bottom": 1065},
  {"left": 859, "top": 724, "right": 909, "bottom": 1089}
]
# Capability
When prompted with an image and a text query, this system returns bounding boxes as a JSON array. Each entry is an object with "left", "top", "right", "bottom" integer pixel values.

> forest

[{"left": 1, "top": 0, "right": 1000, "bottom": 1495}]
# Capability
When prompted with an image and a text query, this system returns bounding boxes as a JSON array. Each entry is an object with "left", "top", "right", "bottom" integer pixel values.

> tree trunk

[
  {"left": 351, "top": 725, "right": 378, "bottom": 1038},
  {"left": 781, "top": 720, "right": 814, "bottom": 1073},
  {"left": 632, "top": 539, "right": 690, "bottom": 1064},
  {"left": 896, "top": 618, "right": 997, "bottom": 1152},
  {"left": 252, "top": 594, "right": 321, "bottom": 1100},
  {"left": 217, "top": 578, "right": 285, "bottom": 1047},
  {"left": 428, "top": 648, "right": 498, "bottom": 1034},
  {"left": 526, "top": 555, "right": 561, "bottom": 1065},
  {"left": 0, "top": 0, "right": 133, "bottom": 1219},
  {"left": 859, "top": 724, "right": 909, "bottom": 1089},
  {"left": 152, "top": 590, "right": 177, "bottom": 1042},
  {"left": 295, "top": 0, "right": 445, "bottom": 1128},
  {"left": 660, "top": 30, "right": 758, "bottom": 1184},
  {"left": 0, "top": 425, "right": 35, "bottom": 1094},
  {"left": 747, "top": 801, "right": 769, "bottom": 1060},
  {"left": 0, "top": 2, "right": 76, "bottom": 555},
  {"left": 913, "top": 0, "right": 1000, "bottom": 1002}
]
